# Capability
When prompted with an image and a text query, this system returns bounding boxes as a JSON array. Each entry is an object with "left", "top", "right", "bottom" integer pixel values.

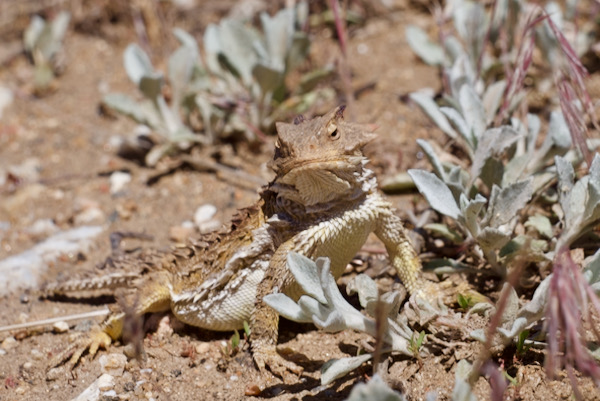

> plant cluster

[
  {"left": 403, "top": 0, "right": 600, "bottom": 397},
  {"left": 23, "top": 11, "right": 70, "bottom": 94},
  {"left": 270, "top": 1, "right": 600, "bottom": 399},
  {"left": 104, "top": 3, "right": 333, "bottom": 165}
]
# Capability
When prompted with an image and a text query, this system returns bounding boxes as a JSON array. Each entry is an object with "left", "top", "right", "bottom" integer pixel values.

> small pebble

[
  {"left": 22, "top": 362, "right": 33, "bottom": 371},
  {"left": 30, "top": 349, "right": 44, "bottom": 360},
  {"left": 46, "top": 367, "right": 63, "bottom": 381},
  {"left": 15, "top": 386, "right": 27, "bottom": 395},
  {"left": 1, "top": 336, "right": 17, "bottom": 350},
  {"left": 101, "top": 390, "right": 118, "bottom": 401},
  {"left": 110, "top": 171, "right": 132, "bottom": 195},
  {"left": 0, "top": 349, "right": 7, "bottom": 356},
  {"left": 194, "top": 204, "right": 217, "bottom": 225},
  {"left": 195, "top": 342, "right": 210, "bottom": 354},
  {"left": 53, "top": 321, "right": 70, "bottom": 333},
  {"left": 99, "top": 353, "right": 127, "bottom": 376},
  {"left": 27, "top": 218, "right": 59, "bottom": 237},
  {"left": 97, "top": 373, "right": 115, "bottom": 391},
  {"left": 169, "top": 225, "right": 195, "bottom": 243},
  {"left": 74, "top": 207, "right": 105, "bottom": 225}
]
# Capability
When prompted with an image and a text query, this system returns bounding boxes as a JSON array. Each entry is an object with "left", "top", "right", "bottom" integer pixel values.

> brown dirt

[{"left": 1, "top": 1, "right": 599, "bottom": 400}]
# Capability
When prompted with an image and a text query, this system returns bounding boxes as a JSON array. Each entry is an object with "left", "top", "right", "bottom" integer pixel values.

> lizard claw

[
  {"left": 49, "top": 328, "right": 113, "bottom": 369},
  {"left": 254, "top": 346, "right": 303, "bottom": 384}
]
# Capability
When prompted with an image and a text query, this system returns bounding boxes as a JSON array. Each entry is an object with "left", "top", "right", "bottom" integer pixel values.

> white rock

[
  {"left": 69, "top": 374, "right": 115, "bottom": 401},
  {"left": 110, "top": 171, "right": 132, "bottom": 195},
  {"left": 74, "top": 207, "right": 105, "bottom": 225},
  {"left": 53, "top": 321, "right": 70, "bottom": 333},
  {"left": 1, "top": 336, "right": 17, "bottom": 350},
  {"left": 27, "top": 219, "right": 59, "bottom": 237},
  {"left": 30, "top": 349, "right": 44, "bottom": 360},
  {"left": 97, "top": 373, "right": 115, "bottom": 391},
  {"left": 194, "top": 204, "right": 217, "bottom": 225},
  {"left": 0, "top": 225, "right": 103, "bottom": 295},
  {"left": 0, "top": 86, "right": 14, "bottom": 118},
  {"left": 99, "top": 353, "right": 127, "bottom": 376}
]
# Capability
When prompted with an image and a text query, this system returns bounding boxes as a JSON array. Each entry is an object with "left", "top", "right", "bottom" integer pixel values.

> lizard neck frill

[{"left": 266, "top": 158, "right": 377, "bottom": 220}]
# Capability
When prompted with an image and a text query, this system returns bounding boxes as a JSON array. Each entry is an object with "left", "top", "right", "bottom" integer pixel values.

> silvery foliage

[
  {"left": 405, "top": 0, "right": 600, "bottom": 357},
  {"left": 104, "top": 3, "right": 332, "bottom": 165},
  {"left": 339, "top": 361, "right": 474, "bottom": 401},
  {"left": 343, "top": 374, "right": 406, "bottom": 401},
  {"left": 23, "top": 12, "right": 71, "bottom": 90},
  {"left": 492, "top": 156, "right": 600, "bottom": 344},
  {"left": 263, "top": 253, "right": 415, "bottom": 385}
]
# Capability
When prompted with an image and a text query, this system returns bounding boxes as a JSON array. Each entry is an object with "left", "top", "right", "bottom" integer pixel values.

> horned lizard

[{"left": 43, "top": 106, "right": 431, "bottom": 381}]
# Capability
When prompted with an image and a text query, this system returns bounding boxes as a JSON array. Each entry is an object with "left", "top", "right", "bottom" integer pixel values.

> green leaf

[
  {"left": 477, "top": 227, "right": 510, "bottom": 251},
  {"left": 408, "top": 169, "right": 461, "bottom": 219},
  {"left": 482, "top": 80, "right": 506, "bottom": 124},
  {"left": 486, "top": 179, "right": 533, "bottom": 228},
  {"left": 524, "top": 214, "right": 553, "bottom": 239},
  {"left": 287, "top": 252, "right": 326, "bottom": 304},
  {"left": 103, "top": 93, "right": 153, "bottom": 126},
  {"left": 459, "top": 84, "right": 486, "bottom": 141},
  {"left": 416, "top": 139, "right": 446, "bottom": 181},
  {"left": 349, "top": 274, "right": 378, "bottom": 315},
  {"left": 440, "top": 107, "right": 474, "bottom": 151},
  {"left": 409, "top": 92, "right": 458, "bottom": 139},
  {"left": 345, "top": 374, "right": 406, "bottom": 401},
  {"left": 471, "top": 126, "right": 520, "bottom": 183},
  {"left": 123, "top": 44, "right": 156, "bottom": 86},
  {"left": 263, "top": 293, "right": 313, "bottom": 323},
  {"left": 460, "top": 193, "right": 487, "bottom": 237},
  {"left": 452, "top": 360, "right": 477, "bottom": 401},
  {"left": 217, "top": 19, "right": 260, "bottom": 85},
  {"left": 253, "top": 63, "right": 283, "bottom": 95},
  {"left": 260, "top": 8, "right": 293, "bottom": 71},
  {"left": 405, "top": 25, "right": 445, "bottom": 66},
  {"left": 139, "top": 74, "right": 163, "bottom": 99},
  {"left": 321, "top": 354, "right": 372, "bottom": 385},
  {"left": 424, "top": 223, "right": 464, "bottom": 243}
]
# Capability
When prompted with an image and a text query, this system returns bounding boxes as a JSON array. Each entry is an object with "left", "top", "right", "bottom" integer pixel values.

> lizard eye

[{"left": 327, "top": 121, "right": 340, "bottom": 140}]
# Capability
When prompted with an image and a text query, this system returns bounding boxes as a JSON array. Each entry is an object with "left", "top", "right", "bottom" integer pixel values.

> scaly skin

[{"left": 44, "top": 106, "right": 429, "bottom": 381}]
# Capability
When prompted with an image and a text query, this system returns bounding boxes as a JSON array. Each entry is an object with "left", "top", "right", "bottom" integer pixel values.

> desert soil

[{"left": 1, "top": 1, "right": 599, "bottom": 400}]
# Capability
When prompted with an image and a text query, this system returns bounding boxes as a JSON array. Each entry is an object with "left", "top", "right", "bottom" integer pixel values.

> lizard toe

[{"left": 254, "top": 346, "right": 303, "bottom": 384}]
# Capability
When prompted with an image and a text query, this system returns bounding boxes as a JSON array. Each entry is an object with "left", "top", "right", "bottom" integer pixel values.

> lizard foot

[
  {"left": 416, "top": 280, "right": 490, "bottom": 307},
  {"left": 49, "top": 327, "right": 113, "bottom": 369},
  {"left": 254, "top": 345, "right": 303, "bottom": 384}
]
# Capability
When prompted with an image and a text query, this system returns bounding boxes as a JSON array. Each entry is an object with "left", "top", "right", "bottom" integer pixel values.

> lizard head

[{"left": 268, "top": 106, "right": 377, "bottom": 207}]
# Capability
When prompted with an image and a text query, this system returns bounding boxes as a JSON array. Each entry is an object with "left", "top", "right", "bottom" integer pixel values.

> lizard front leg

[
  {"left": 250, "top": 241, "right": 304, "bottom": 382},
  {"left": 375, "top": 210, "right": 434, "bottom": 298}
]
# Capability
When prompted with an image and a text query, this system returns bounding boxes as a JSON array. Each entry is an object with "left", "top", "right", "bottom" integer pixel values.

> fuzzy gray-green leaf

[
  {"left": 477, "top": 227, "right": 510, "bottom": 251},
  {"left": 345, "top": 374, "right": 406, "bottom": 401},
  {"left": 287, "top": 252, "right": 326, "bottom": 304},
  {"left": 321, "top": 354, "right": 372, "bottom": 385},
  {"left": 264, "top": 293, "right": 312, "bottom": 323},
  {"left": 409, "top": 93, "right": 457, "bottom": 139},
  {"left": 124, "top": 44, "right": 155, "bottom": 86},
  {"left": 487, "top": 179, "right": 533, "bottom": 227},
  {"left": 459, "top": 84, "right": 486, "bottom": 141},
  {"left": 416, "top": 139, "right": 446, "bottom": 180},
  {"left": 471, "top": 126, "right": 520, "bottom": 182},
  {"left": 405, "top": 25, "right": 445, "bottom": 66},
  {"left": 524, "top": 214, "right": 553, "bottom": 239},
  {"left": 409, "top": 169, "right": 461, "bottom": 219}
]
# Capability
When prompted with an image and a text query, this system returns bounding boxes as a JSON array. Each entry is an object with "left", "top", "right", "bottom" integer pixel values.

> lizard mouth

[{"left": 272, "top": 156, "right": 370, "bottom": 206}]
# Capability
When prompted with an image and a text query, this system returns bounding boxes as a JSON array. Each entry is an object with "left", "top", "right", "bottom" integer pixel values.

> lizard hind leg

[{"left": 50, "top": 274, "right": 173, "bottom": 370}]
